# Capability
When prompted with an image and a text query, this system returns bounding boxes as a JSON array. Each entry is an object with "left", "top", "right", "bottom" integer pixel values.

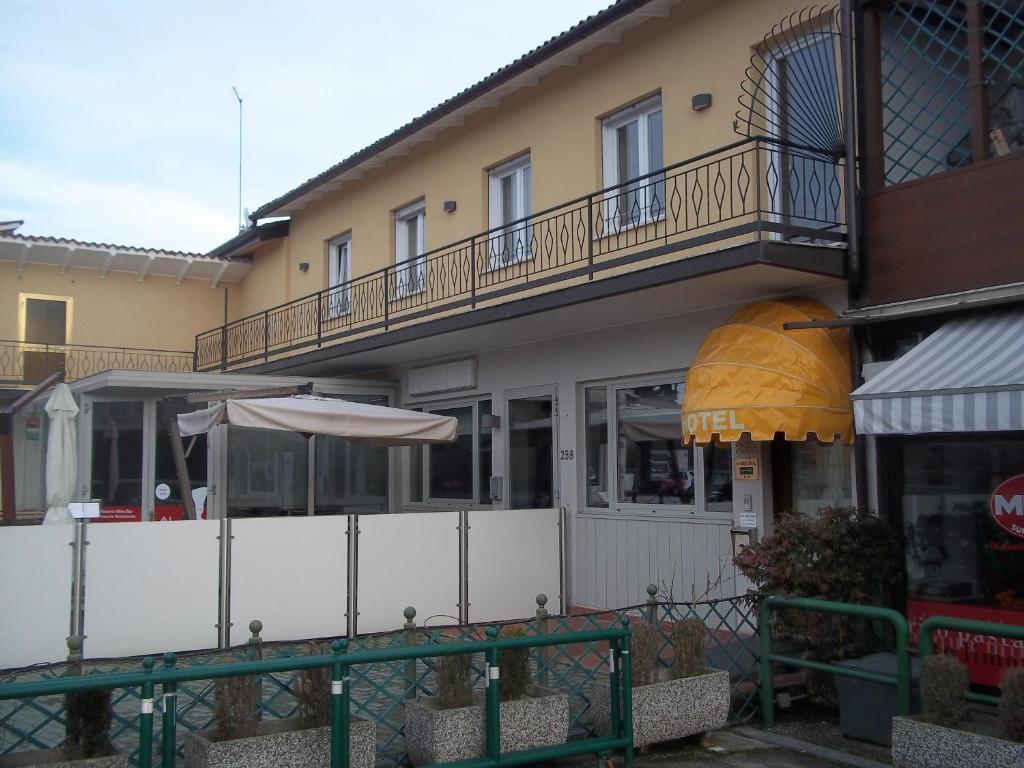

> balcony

[
  {"left": 0, "top": 341, "right": 193, "bottom": 387},
  {"left": 195, "top": 136, "right": 847, "bottom": 372}
]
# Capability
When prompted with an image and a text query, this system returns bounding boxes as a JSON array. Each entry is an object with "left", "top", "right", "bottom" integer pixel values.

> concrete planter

[
  {"left": 0, "top": 749, "right": 128, "bottom": 768},
  {"left": 182, "top": 717, "right": 375, "bottom": 768},
  {"left": 590, "top": 668, "right": 730, "bottom": 748},
  {"left": 892, "top": 715, "right": 1024, "bottom": 768},
  {"left": 405, "top": 685, "right": 568, "bottom": 766}
]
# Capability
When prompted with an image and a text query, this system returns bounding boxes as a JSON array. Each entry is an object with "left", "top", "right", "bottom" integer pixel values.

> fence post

[
  {"left": 263, "top": 310, "right": 270, "bottom": 362},
  {"left": 484, "top": 627, "right": 501, "bottom": 762},
  {"left": 458, "top": 510, "right": 470, "bottom": 625},
  {"left": 219, "top": 325, "right": 227, "bottom": 371},
  {"left": 247, "top": 619, "right": 264, "bottom": 660},
  {"left": 470, "top": 237, "right": 477, "bottom": 308},
  {"left": 70, "top": 520, "right": 87, "bottom": 642},
  {"left": 535, "top": 594, "right": 550, "bottom": 689},
  {"left": 645, "top": 583, "right": 659, "bottom": 626},
  {"left": 330, "top": 639, "right": 350, "bottom": 768},
  {"left": 558, "top": 507, "right": 568, "bottom": 615},
  {"left": 619, "top": 617, "right": 634, "bottom": 767},
  {"left": 383, "top": 267, "right": 390, "bottom": 331},
  {"left": 317, "top": 292, "right": 323, "bottom": 348},
  {"left": 217, "top": 517, "right": 232, "bottom": 649},
  {"left": 346, "top": 514, "right": 358, "bottom": 639},
  {"left": 608, "top": 635, "right": 621, "bottom": 742},
  {"left": 759, "top": 598, "right": 774, "bottom": 727},
  {"left": 403, "top": 606, "right": 418, "bottom": 700},
  {"left": 138, "top": 657, "right": 155, "bottom": 768},
  {"left": 160, "top": 652, "right": 177, "bottom": 768},
  {"left": 587, "top": 194, "right": 595, "bottom": 279}
]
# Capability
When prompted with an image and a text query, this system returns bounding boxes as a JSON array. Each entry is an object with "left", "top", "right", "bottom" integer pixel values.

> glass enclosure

[{"left": 90, "top": 401, "right": 145, "bottom": 520}]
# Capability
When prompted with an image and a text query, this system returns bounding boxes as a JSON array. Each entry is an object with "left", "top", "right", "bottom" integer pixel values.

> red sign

[
  {"left": 909, "top": 600, "right": 1024, "bottom": 687},
  {"left": 97, "top": 505, "right": 185, "bottom": 523},
  {"left": 991, "top": 475, "right": 1024, "bottom": 539}
]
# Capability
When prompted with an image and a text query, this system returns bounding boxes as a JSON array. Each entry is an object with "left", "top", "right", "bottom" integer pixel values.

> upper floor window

[
  {"left": 394, "top": 201, "right": 425, "bottom": 298},
  {"left": 602, "top": 96, "right": 664, "bottom": 229},
  {"left": 327, "top": 234, "right": 352, "bottom": 318},
  {"left": 487, "top": 153, "right": 532, "bottom": 269}
]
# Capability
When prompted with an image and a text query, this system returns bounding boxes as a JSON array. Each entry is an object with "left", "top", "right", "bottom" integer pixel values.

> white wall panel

[
  {"left": 85, "top": 521, "right": 220, "bottom": 658},
  {"left": 0, "top": 526, "right": 73, "bottom": 669},
  {"left": 468, "top": 508, "right": 560, "bottom": 624},
  {"left": 230, "top": 516, "right": 347, "bottom": 645},
  {"left": 357, "top": 512, "right": 459, "bottom": 634}
]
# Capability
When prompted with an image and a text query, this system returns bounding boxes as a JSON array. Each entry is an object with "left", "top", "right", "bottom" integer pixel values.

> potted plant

[
  {"left": 891, "top": 656, "right": 1024, "bottom": 767},
  {"left": 405, "top": 626, "right": 568, "bottom": 765},
  {"left": 183, "top": 641, "right": 375, "bottom": 768},
  {"left": 589, "top": 617, "right": 730, "bottom": 747},
  {"left": 0, "top": 689, "right": 128, "bottom": 768}
]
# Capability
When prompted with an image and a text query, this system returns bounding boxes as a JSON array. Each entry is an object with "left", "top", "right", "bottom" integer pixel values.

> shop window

[
  {"left": 601, "top": 96, "right": 665, "bottom": 229},
  {"left": 91, "top": 401, "right": 145, "bottom": 516},
  {"left": 409, "top": 398, "right": 491, "bottom": 506},
  {"left": 316, "top": 394, "right": 388, "bottom": 515},
  {"left": 394, "top": 201, "right": 425, "bottom": 297},
  {"left": 703, "top": 439, "right": 733, "bottom": 508},
  {"left": 789, "top": 439, "right": 854, "bottom": 516},
  {"left": 584, "top": 387, "right": 609, "bottom": 508},
  {"left": 487, "top": 154, "right": 532, "bottom": 268},
  {"left": 508, "top": 395, "right": 554, "bottom": 509},
  {"left": 155, "top": 400, "right": 208, "bottom": 519},
  {"left": 616, "top": 382, "right": 693, "bottom": 506}
]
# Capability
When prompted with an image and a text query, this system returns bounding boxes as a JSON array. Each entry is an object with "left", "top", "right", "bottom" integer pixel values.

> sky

[{"left": 0, "top": 0, "right": 611, "bottom": 253}]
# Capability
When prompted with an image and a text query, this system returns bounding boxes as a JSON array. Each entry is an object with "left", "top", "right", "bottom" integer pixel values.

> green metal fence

[{"left": 0, "top": 594, "right": 758, "bottom": 767}]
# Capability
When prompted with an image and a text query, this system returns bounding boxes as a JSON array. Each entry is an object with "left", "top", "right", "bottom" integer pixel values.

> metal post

[
  {"left": 138, "top": 657, "right": 155, "bottom": 768},
  {"left": 317, "top": 292, "right": 323, "bottom": 347},
  {"left": 219, "top": 325, "right": 227, "bottom": 371},
  {"left": 619, "top": 617, "right": 634, "bottom": 767},
  {"left": 484, "top": 627, "right": 501, "bottom": 761},
  {"left": 966, "top": 0, "right": 990, "bottom": 164},
  {"left": 383, "top": 268, "right": 390, "bottom": 331},
  {"left": 759, "top": 599, "right": 775, "bottom": 727},
  {"left": 217, "top": 517, "right": 232, "bottom": 649},
  {"left": 645, "top": 583, "right": 658, "bottom": 626},
  {"left": 470, "top": 236, "right": 477, "bottom": 308},
  {"left": 458, "top": 510, "right": 469, "bottom": 624},
  {"left": 160, "top": 653, "right": 177, "bottom": 768},
  {"left": 558, "top": 506, "right": 568, "bottom": 615},
  {"left": 70, "top": 520, "right": 87, "bottom": 640},
  {"left": 346, "top": 514, "right": 358, "bottom": 639},
  {"left": 586, "top": 194, "right": 595, "bottom": 279},
  {"left": 608, "top": 636, "right": 621, "bottom": 741},
  {"left": 403, "top": 607, "right": 418, "bottom": 700},
  {"left": 262, "top": 310, "right": 270, "bottom": 362},
  {"left": 329, "top": 639, "right": 350, "bottom": 768},
  {"left": 535, "top": 594, "right": 550, "bottom": 689}
]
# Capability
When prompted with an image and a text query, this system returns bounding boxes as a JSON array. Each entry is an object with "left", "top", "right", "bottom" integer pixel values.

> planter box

[
  {"left": 183, "top": 717, "right": 375, "bottom": 768},
  {"left": 405, "top": 685, "right": 568, "bottom": 766},
  {"left": 837, "top": 652, "right": 922, "bottom": 746},
  {"left": 590, "top": 668, "right": 730, "bottom": 748},
  {"left": 892, "top": 715, "right": 1024, "bottom": 768},
  {"left": 0, "top": 749, "right": 128, "bottom": 768}
]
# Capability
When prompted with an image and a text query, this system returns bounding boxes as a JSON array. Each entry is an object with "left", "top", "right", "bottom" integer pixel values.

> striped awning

[{"left": 852, "top": 309, "right": 1024, "bottom": 435}]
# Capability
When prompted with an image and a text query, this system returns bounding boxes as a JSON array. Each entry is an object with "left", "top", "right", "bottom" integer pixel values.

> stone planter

[
  {"left": 183, "top": 717, "right": 375, "bottom": 768},
  {"left": 590, "top": 668, "right": 730, "bottom": 748},
  {"left": 0, "top": 749, "right": 128, "bottom": 768},
  {"left": 891, "top": 715, "right": 1024, "bottom": 768},
  {"left": 405, "top": 685, "right": 568, "bottom": 766}
]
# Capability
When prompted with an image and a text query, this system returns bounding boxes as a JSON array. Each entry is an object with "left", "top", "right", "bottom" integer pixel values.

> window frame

[
  {"left": 326, "top": 233, "right": 352, "bottom": 318},
  {"left": 578, "top": 373, "right": 733, "bottom": 520},
  {"left": 393, "top": 200, "right": 426, "bottom": 298},
  {"left": 601, "top": 95, "right": 665, "bottom": 232},
  {"left": 487, "top": 153, "right": 532, "bottom": 270},
  {"left": 18, "top": 293, "right": 74, "bottom": 345}
]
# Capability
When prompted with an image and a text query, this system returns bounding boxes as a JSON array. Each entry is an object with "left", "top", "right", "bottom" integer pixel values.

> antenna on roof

[{"left": 232, "top": 86, "right": 245, "bottom": 232}]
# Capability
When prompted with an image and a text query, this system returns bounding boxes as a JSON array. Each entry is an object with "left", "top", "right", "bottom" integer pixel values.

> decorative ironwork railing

[
  {"left": 195, "top": 136, "right": 846, "bottom": 371},
  {"left": 0, "top": 341, "right": 193, "bottom": 385}
]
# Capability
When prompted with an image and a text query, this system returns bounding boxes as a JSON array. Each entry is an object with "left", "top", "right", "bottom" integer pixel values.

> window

[
  {"left": 20, "top": 294, "right": 71, "bottom": 384},
  {"left": 327, "top": 234, "right": 352, "bottom": 318},
  {"left": 487, "top": 154, "right": 532, "bottom": 269},
  {"left": 582, "top": 377, "right": 730, "bottom": 516},
  {"left": 316, "top": 394, "right": 389, "bottom": 515},
  {"left": 394, "top": 201, "right": 425, "bottom": 297},
  {"left": 408, "top": 398, "right": 492, "bottom": 506},
  {"left": 602, "top": 96, "right": 665, "bottom": 230}
]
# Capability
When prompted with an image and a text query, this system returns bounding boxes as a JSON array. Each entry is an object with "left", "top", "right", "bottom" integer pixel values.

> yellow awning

[{"left": 681, "top": 298, "right": 854, "bottom": 444}]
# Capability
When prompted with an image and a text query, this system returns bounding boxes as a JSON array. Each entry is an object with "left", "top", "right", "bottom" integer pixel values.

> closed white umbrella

[{"left": 42, "top": 383, "right": 79, "bottom": 525}]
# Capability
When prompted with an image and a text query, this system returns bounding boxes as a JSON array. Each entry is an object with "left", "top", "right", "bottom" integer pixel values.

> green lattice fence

[{"left": 0, "top": 595, "right": 757, "bottom": 767}]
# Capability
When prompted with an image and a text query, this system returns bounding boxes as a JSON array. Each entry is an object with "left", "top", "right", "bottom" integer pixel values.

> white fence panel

[
  {"left": 0, "top": 526, "right": 74, "bottom": 670},
  {"left": 358, "top": 512, "right": 459, "bottom": 634},
  {"left": 468, "top": 508, "right": 560, "bottom": 624},
  {"left": 230, "top": 516, "right": 347, "bottom": 645},
  {"left": 85, "top": 521, "right": 220, "bottom": 658}
]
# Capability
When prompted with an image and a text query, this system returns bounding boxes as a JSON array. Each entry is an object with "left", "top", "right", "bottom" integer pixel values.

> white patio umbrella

[
  {"left": 42, "top": 383, "right": 79, "bottom": 525},
  {"left": 177, "top": 395, "right": 458, "bottom": 446}
]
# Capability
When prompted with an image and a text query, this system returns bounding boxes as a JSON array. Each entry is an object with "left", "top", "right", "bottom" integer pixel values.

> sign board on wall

[
  {"left": 991, "top": 475, "right": 1024, "bottom": 540},
  {"left": 734, "top": 458, "right": 759, "bottom": 481}
]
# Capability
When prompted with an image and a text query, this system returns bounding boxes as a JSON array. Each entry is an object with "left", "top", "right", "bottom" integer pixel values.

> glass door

[{"left": 506, "top": 386, "right": 557, "bottom": 510}]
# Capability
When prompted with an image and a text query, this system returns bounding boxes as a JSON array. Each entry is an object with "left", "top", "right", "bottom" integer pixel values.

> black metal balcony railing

[
  {"left": 196, "top": 136, "right": 846, "bottom": 371},
  {"left": 0, "top": 341, "right": 193, "bottom": 386}
]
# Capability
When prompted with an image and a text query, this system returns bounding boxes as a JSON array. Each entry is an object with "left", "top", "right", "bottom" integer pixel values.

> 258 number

[{"left": 559, "top": 449, "right": 574, "bottom": 461}]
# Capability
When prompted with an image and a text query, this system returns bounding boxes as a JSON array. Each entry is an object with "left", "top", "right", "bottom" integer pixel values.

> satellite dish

[
  {"left": 735, "top": 4, "right": 845, "bottom": 156},
  {"left": 243, "top": 207, "right": 251, "bottom": 223}
]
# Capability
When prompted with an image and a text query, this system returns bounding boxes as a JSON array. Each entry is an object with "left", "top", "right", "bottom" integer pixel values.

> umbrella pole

[{"left": 169, "top": 419, "right": 196, "bottom": 520}]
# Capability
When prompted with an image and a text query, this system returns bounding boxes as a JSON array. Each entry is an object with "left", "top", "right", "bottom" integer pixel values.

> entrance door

[{"left": 506, "top": 386, "right": 557, "bottom": 510}]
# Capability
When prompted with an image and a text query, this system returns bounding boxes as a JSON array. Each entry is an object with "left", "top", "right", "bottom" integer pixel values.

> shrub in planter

[
  {"left": 591, "top": 616, "right": 729, "bottom": 748},
  {"left": 892, "top": 655, "right": 1024, "bottom": 768},
  {"left": 1000, "top": 667, "right": 1024, "bottom": 743},
  {"left": 405, "top": 626, "right": 569, "bottom": 766},
  {"left": 184, "top": 640, "right": 374, "bottom": 768}
]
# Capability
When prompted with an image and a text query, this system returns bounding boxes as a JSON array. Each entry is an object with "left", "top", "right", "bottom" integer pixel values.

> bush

[
  {"left": 1000, "top": 667, "right": 1024, "bottom": 742},
  {"left": 921, "top": 655, "right": 968, "bottom": 728},
  {"left": 214, "top": 674, "right": 262, "bottom": 741},
  {"left": 63, "top": 690, "right": 114, "bottom": 760},
  {"left": 499, "top": 626, "right": 532, "bottom": 702},
  {"left": 631, "top": 620, "right": 661, "bottom": 687},
  {"left": 671, "top": 618, "right": 707, "bottom": 680},
  {"left": 295, "top": 643, "right": 330, "bottom": 729},
  {"left": 436, "top": 653, "right": 473, "bottom": 710}
]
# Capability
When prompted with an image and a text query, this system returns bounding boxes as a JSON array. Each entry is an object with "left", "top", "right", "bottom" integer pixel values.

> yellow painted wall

[
  {"left": 0, "top": 261, "right": 226, "bottom": 351},
  {"left": 228, "top": 0, "right": 816, "bottom": 320}
]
